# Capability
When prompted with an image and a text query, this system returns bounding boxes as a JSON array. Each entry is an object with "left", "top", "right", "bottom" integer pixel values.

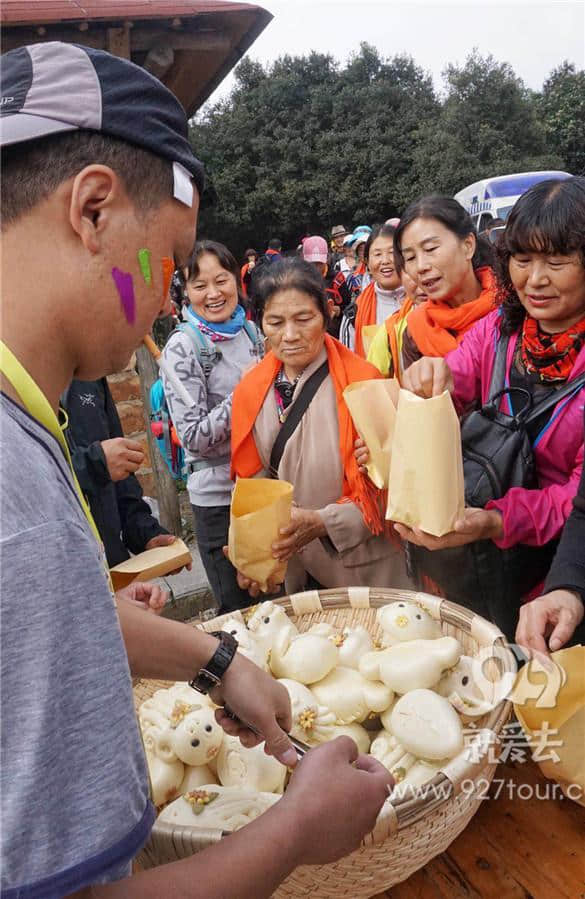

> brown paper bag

[
  {"left": 110, "top": 538, "right": 192, "bottom": 590},
  {"left": 386, "top": 388, "right": 465, "bottom": 536},
  {"left": 513, "top": 645, "right": 584, "bottom": 806},
  {"left": 361, "top": 324, "right": 382, "bottom": 358},
  {"left": 228, "top": 478, "right": 293, "bottom": 591},
  {"left": 343, "top": 379, "right": 400, "bottom": 489}
]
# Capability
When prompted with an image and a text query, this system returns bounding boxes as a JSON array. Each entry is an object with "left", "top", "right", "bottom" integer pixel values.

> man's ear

[{"left": 68, "top": 165, "right": 123, "bottom": 255}]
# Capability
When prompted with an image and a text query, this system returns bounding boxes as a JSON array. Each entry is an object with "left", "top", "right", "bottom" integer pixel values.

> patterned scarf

[
  {"left": 185, "top": 303, "right": 246, "bottom": 342},
  {"left": 521, "top": 314, "right": 585, "bottom": 382}
]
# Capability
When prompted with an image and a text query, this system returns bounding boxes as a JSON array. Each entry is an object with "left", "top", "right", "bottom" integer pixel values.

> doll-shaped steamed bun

[
  {"left": 308, "top": 623, "right": 374, "bottom": 669},
  {"left": 311, "top": 667, "right": 393, "bottom": 724},
  {"left": 149, "top": 701, "right": 224, "bottom": 767},
  {"left": 179, "top": 763, "right": 218, "bottom": 794},
  {"left": 159, "top": 784, "right": 280, "bottom": 831},
  {"left": 369, "top": 730, "right": 416, "bottom": 780},
  {"left": 246, "top": 600, "right": 298, "bottom": 656},
  {"left": 389, "top": 760, "right": 445, "bottom": 801},
  {"left": 390, "top": 689, "right": 464, "bottom": 760},
  {"left": 278, "top": 679, "right": 337, "bottom": 744},
  {"left": 143, "top": 728, "right": 184, "bottom": 806},
  {"left": 222, "top": 617, "right": 270, "bottom": 671},
  {"left": 217, "top": 735, "right": 287, "bottom": 793},
  {"left": 360, "top": 636, "right": 461, "bottom": 694},
  {"left": 435, "top": 654, "right": 497, "bottom": 718},
  {"left": 269, "top": 631, "right": 338, "bottom": 684},
  {"left": 139, "top": 683, "right": 214, "bottom": 732},
  {"left": 377, "top": 601, "right": 441, "bottom": 647}
]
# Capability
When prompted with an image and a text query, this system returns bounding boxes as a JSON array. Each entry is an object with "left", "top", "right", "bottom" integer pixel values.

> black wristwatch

[{"left": 189, "top": 630, "right": 238, "bottom": 694}]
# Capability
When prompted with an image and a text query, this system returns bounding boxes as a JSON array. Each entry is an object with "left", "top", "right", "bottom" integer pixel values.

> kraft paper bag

[
  {"left": 228, "top": 478, "right": 293, "bottom": 591},
  {"left": 361, "top": 325, "right": 382, "bottom": 358},
  {"left": 343, "top": 378, "right": 400, "bottom": 489},
  {"left": 386, "top": 389, "right": 465, "bottom": 536},
  {"left": 110, "top": 538, "right": 192, "bottom": 590},
  {"left": 513, "top": 645, "right": 584, "bottom": 807}
]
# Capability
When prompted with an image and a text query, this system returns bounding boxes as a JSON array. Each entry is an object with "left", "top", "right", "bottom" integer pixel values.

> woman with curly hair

[{"left": 386, "top": 177, "right": 585, "bottom": 641}]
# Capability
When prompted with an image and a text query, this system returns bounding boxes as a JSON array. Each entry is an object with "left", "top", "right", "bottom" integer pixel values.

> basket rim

[{"left": 140, "top": 586, "right": 515, "bottom": 842}]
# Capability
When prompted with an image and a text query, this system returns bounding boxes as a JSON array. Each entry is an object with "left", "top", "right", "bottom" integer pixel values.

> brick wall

[{"left": 107, "top": 368, "right": 157, "bottom": 498}]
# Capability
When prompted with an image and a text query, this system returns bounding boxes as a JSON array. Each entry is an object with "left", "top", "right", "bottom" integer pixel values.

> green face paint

[{"left": 138, "top": 248, "right": 152, "bottom": 285}]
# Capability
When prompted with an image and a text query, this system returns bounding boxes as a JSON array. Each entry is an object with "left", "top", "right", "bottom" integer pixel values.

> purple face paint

[{"left": 111, "top": 267, "right": 136, "bottom": 324}]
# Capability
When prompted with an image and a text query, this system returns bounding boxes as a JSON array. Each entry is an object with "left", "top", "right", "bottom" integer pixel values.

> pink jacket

[{"left": 446, "top": 309, "right": 585, "bottom": 550}]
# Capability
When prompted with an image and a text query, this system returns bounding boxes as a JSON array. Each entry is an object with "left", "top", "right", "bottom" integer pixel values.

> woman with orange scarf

[
  {"left": 367, "top": 271, "right": 427, "bottom": 380},
  {"left": 392, "top": 196, "right": 497, "bottom": 371},
  {"left": 230, "top": 258, "right": 412, "bottom": 595},
  {"left": 344, "top": 225, "right": 405, "bottom": 357}
]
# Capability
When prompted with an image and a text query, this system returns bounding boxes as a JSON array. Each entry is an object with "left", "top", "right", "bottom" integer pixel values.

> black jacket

[
  {"left": 62, "top": 378, "right": 167, "bottom": 567},
  {"left": 544, "top": 410, "right": 585, "bottom": 606}
]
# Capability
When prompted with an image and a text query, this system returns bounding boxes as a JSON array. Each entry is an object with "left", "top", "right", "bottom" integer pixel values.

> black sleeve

[
  {"left": 102, "top": 380, "right": 169, "bottom": 554},
  {"left": 71, "top": 442, "right": 111, "bottom": 495},
  {"left": 544, "top": 453, "right": 585, "bottom": 604},
  {"left": 115, "top": 472, "right": 169, "bottom": 555}
]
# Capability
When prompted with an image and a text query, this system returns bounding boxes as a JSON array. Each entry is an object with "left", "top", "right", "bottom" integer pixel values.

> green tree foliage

[
  {"left": 539, "top": 62, "right": 585, "bottom": 176},
  {"left": 404, "top": 51, "right": 564, "bottom": 199},
  {"left": 191, "top": 46, "right": 577, "bottom": 257}
]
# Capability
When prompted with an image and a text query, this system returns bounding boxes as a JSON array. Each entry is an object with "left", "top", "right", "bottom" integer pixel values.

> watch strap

[{"left": 189, "top": 630, "right": 238, "bottom": 694}]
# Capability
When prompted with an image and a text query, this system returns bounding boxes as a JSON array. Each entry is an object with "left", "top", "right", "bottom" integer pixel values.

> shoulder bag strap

[
  {"left": 269, "top": 361, "right": 329, "bottom": 477},
  {"left": 525, "top": 371, "right": 585, "bottom": 425},
  {"left": 487, "top": 332, "right": 510, "bottom": 402}
]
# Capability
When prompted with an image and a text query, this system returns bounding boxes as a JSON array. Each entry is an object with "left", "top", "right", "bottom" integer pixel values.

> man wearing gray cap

[{"left": 0, "top": 43, "right": 392, "bottom": 898}]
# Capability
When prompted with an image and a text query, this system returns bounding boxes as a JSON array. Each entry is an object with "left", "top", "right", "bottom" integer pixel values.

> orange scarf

[
  {"left": 231, "top": 334, "right": 385, "bottom": 534},
  {"left": 385, "top": 296, "right": 414, "bottom": 380},
  {"left": 354, "top": 282, "right": 377, "bottom": 357},
  {"left": 406, "top": 267, "right": 498, "bottom": 357}
]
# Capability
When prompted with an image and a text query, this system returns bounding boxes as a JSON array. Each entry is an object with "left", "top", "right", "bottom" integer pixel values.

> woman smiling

[
  {"left": 397, "top": 177, "right": 585, "bottom": 639},
  {"left": 161, "top": 240, "right": 264, "bottom": 612},
  {"left": 343, "top": 224, "right": 404, "bottom": 356},
  {"left": 230, "top": 259, "right": 412, "bottom": 595}
]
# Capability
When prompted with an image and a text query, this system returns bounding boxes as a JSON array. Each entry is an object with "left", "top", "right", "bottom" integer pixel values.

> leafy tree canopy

[{"left": 190, "top": 45, "right": 577, "bottom": 258}]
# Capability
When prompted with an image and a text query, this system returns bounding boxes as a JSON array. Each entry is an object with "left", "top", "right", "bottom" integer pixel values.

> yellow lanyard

[{"left": 0, "top": 340, "right": 104, "bottom": 548}]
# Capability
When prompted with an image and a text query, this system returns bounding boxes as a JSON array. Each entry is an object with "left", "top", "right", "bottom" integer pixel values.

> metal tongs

[{"left": 224, "top": 706, "right": 310, "bottom": 760}]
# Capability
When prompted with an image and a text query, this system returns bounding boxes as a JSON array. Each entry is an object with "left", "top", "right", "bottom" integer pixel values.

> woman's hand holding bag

[{"left": 402, "top": 357, "right": 454, "bottom": 398}]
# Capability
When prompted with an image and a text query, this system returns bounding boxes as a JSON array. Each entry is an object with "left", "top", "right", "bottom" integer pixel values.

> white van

[{"left": 454, "top": 171, "right": 572, "bottom": 232}]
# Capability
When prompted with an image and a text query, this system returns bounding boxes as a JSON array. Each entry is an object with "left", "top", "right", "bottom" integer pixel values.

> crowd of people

[
  {"left": 1, "top": 40, "right": 584, "bottom": 898},
  {"left": 166, "top": 180, "right": 585, "bottom": 651}
]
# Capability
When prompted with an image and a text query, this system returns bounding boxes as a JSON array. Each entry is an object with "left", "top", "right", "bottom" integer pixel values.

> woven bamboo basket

[{"left": 134, "top": 587, "right": 515, "bottom": 897}]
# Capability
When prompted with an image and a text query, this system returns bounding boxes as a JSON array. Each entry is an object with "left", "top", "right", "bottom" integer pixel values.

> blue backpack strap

[
  {"left": 178, "top": 322, "right": 218, "bottom": 378},
  {"left": 243, "top": 319, "right": 265, "bottom": 357},
  {"left": 149, "top": 377, "right": 166, "bottom": 414}
]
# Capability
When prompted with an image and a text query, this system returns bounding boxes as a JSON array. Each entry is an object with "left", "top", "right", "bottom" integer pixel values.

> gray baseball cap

[{"left": 0, "top": 41, "right": 204, "bottom": 197}]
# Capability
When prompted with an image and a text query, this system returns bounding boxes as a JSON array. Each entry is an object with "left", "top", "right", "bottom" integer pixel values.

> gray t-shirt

[{"left": 0, "top": 394, "right": 154, "bottom": 896}]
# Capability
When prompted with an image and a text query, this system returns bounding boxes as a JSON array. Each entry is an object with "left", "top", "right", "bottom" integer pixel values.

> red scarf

[
  {"left": 231, "top": 334, "right": 385, "bottom": 534},
  {"left": 521, "top": 315, "right": 585, "bottom": 381}
]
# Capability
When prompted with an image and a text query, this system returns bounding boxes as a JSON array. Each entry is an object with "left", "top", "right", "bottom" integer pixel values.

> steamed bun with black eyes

[{"left": 377, "top": 601, "right": 441, "bottom": 647}]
